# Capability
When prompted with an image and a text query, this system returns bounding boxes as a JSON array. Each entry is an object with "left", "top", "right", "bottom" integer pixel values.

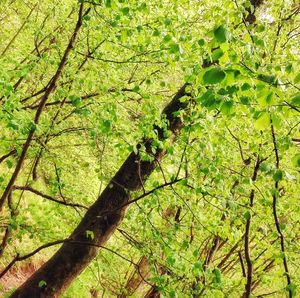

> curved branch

[{"left": 13, "top": 185, "right": 88, "bottom": 209}]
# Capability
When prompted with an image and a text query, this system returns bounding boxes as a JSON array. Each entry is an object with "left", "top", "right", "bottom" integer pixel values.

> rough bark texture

[
  {"left": 144, "top": 286, "right": 160, "bottom": 298},
  {"left": 11, "top": 84, "right": 190, "bottom": 297}
]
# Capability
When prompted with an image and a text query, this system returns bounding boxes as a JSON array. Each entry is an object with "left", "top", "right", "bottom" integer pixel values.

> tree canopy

[{"left": 0, "top": 0, "right": 299, "bottom": 297}]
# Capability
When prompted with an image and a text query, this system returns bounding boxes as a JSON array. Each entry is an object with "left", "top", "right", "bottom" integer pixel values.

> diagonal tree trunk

[
  {"left": 11, "top": 84, "right": 191, "bottom": 297},
  {"left": 144, "top": 286, "right": 160, "bottom": 298}
]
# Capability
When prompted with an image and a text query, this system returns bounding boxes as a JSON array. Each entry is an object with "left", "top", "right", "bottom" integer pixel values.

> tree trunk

[
  {"left": 11, "top": 84, "right": 190, "bottom": 297},
  {"left": 144, "top": 286, "right": 160, "bottom": 298}
]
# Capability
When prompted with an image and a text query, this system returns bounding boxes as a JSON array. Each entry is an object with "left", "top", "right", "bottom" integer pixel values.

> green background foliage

[{"left": 0, "top": 0, "right": 299, "bottom": 297}]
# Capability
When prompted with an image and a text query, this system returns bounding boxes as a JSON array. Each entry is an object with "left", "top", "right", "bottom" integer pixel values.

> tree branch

[{"left": 13, "top": 185, "right": 88, "bottom": 209}]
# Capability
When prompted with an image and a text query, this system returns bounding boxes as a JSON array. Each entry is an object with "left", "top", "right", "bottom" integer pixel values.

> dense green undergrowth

[{"left": 0, "top": 0, "right": 299, "bottom": 297}]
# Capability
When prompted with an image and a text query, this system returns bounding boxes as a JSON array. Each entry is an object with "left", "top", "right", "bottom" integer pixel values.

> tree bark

[
  {"left": 11, "top": 84, "right": 190, "bottom": 297},
  {"left": 144, "top": 286, "right": 161, "bottom": 298}
]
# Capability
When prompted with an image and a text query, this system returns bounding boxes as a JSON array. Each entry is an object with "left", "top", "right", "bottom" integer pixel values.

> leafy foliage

[{"left": 0, "top": 0, "right": 299, "bottom": 297}]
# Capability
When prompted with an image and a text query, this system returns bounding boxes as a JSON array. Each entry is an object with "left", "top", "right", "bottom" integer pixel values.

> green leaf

[
  {"left": 104, "top": 0, "right": 111, "bottom": 8},
  {"left": 8, "top": 218, "right": 18, "bottom": 230},
  {"left": 38, "top": 280, "right": 47, "bottom": 288},
  {"left": 100, "top": 120, "right": 112, "bottom": 133},
  {"left": 203, "top": 68, "right": 226, "bottom": 84},
  {"left": 167, "top": 256, "right": 176, "bottom": 266},
  {"left": 169, "top": 289, "right": 176, "bottom": 298},
  {"left": 132, "top": 85, "right": 140, "bottom": 92},
  {"left": 82, "top": 162, "right": 90, "bottom": 168},
  {"left": 212, "top": 268, "right": 222, "bottom": 284},
  {"left": 257, "top": 74, "right": 277, "bottom": 85},
  {"left": 214, "top": 25, "right": 228, "bottom": 43},
  {"left": 75, "top": 107, "right": 90, "bottom": 117},
  {"left": 241, "top": 83, "right": 251, "bottom": 91},
  {"left": 137, "top": 3, "right": 147, "bottom": 11},
  {"left": 291, "top": 93, "right": 300, "bottom": 106},
  {"left": 193, "top": 249, "right": 199, "bottom": 258},
  {"left": 286, "top": 283, "right": 297, "bottom": 296},
  {"left": 153, "top": 28, "right": 160, "bottom": 36},
  {"left": 192, "top": 261, "right": 203, "bottom": 277},
  {"left": 163, "top": 34, "right": 172, "bottom": 43},
  {"left": 294, "top": 73, "right": 300, "bottom": 84},
  {"left": 164, "top": 18, "right": 172, "bottom": 26},
  {"left": 69, "top": 95, "right": 81, "bottom": 107},
  {"left": 271, "top": 113, "right": 281, "bottom": 129},
  {"left": 7, "top": 119, "right": 19, "bottom": 130},
  {"left": 220, "top": 100, "right": 234, "bottom": 114},
  {"left": 291, "top": 154, "right": 300, "bottom": 167},
  {"left": 244, "top": 211, "right": 251, "bottom": 220},
  {"left": 198, "top": 90, "right": 217, "bottom": 107},
  {"left": 254, "top": 37, "right": 264, "bottom": 47},
  {"left": 85, "top": 230, "right": 95, "bottom": 240},
  {"left": 5, "top": 84, "right": 13, "bottom": 95},
  {"left": 83, "top": 15, "right": 91, "bottom": 21},
  {"left": 273, "top": 170, "right": 284, "bottom": 182},
  {"left": 121, "top": 7, "right": 130, "bottom": 15},
  {"left": 256, "top": 24, "right": 265, "bottom": 32},
  {"left": 198, "top": 39, "right": 205, "bottom": 46},
  {"left": 181, "top": 240, "right": 189, "bottom": 250},
  {"left": 169, "top": 43, "right": 183, "bottom": 54},
  {"left": 285, "top": 64, "right": 293, "bottom": 73},
  {"left": 240, "top": 96, "right": 250, "bottom": 104},
  {"left": 6, "top": 160, "right": 13, "bottom": 168},
  {"left": 212, "top": 48, "right": 224, "bottom": 60},
  {"left": 279, "top": 223, "right": 286, "bottom": 231},
  {"left": 254, "top": 112, "right": 270, "bottom": 130},
  {"left": 260, "top": 163, "right": 271, "bottom": 172}
]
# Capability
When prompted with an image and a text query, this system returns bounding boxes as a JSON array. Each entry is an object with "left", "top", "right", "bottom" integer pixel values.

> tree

[{"left": 0, "top": 0, "right": 299, "bottom": 297}]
